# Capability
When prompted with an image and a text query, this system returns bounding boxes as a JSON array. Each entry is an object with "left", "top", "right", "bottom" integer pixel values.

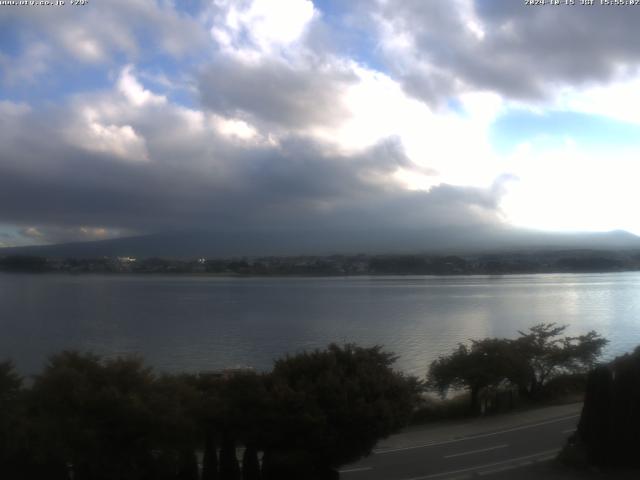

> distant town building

[{"left": 117, "top": 257, "right": 137, "bottom": 263}]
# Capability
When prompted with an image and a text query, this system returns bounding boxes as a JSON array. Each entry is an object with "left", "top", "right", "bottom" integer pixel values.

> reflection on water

[{"left": 1, "top": 272, "right": 639, "bottom": 376}]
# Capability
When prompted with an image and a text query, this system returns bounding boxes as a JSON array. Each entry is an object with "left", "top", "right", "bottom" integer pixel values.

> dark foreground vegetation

[
  {"left": 0, "top": 324, "right": 615, "bottom": 479},
  {"left": 3, "top": 249, "right": 640, "bottom": 275},
  {"left": 562, "top": 346, "right": 640, "bottom": 470},
  {"left": 0, "top": 344, "right": 419, "bottom": 480}
]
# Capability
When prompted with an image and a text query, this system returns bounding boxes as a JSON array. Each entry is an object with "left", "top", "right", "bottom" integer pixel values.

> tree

[
  {"left": 176, "top": 449, "right": 199, "bottom": 480},
  {"left": 0, "top": 255, "right": 48, "bottom": 272},
  {"left": 428, "top": 338, "right": 522, "bottom": 414},
  {"left": 219, "top": 433, "right": 241, "bottom": 480},
  {"left": 28, "top": 351, "right": 161, "bottom": 480},
  {"left": 515, "top": 323, "right": 608, "bottom": 397},
  {"left": 150, "top": 373, "right": 202, "bottom": 479},
  {"left": 241, "top": 445, "right": 261, "bottom": 480},
  {"left": 428, "top": 324, "right": 609, "bottom": 412},
  {"left": 0, "top": 361, "right": 26, "bottom": 478},
  {"left": 0, "top": 361, "right": 21, "bottom": 398},
  {"left": 201, "top": 430, "right": 220, "bottom": 480},
  {"left": 197, "top": 371, "right": 269, "bottom": 480},
  {"left": 262, "top": 344, "right": 420, "bottom": 478},
  {"left": 573, "top": 346, "right": 640, "bottom": 468},
  {"left": 196, "top": 373, "right": 224, "bottom": 480}
]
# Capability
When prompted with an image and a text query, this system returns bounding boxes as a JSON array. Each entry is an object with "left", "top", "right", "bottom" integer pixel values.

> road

[{"left": 339, "top": 407, "right": 580, "bottom": 480}]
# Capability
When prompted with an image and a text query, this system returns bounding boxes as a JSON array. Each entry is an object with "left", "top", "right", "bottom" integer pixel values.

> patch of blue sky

[
  {"left": 171, "top": 0, "right": 208, "bottom": 18},
  {"left": 490, "top": 109, "right": 640, "bottom": 155},
  {"left": 134, "top": 56, "right": 200, "bottom": 108},
  {"left": 445, "top": 98, "right": 465, "bottom": 115},
  {"left": 3, "top": 40, "right": 200, "bottom": 108},
  {"left": 0, "top": 225, "right": 26, "bottom": 248},
  {"left": 0, "top": 23, "right": 23, "bottom": 57},
  {"left": 312, "top": 0, "right": 388, "bottom": 73},
  {"left": 1, "top": 61, "right": 112, "bottom": 105}
]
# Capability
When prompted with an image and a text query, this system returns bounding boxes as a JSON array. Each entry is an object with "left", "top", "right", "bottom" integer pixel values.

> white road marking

[
  {"left": 443, "top": 444, "right": 508, "bottom": 459},
  {"left": 478, "top": 465, "right": 513, "bottom": 476},
  {"left": 339, "top": 466, "right": 373, "bottom": 474},
  {"left": 400, "top": 449, "right": 560, "bottom": 480},
  {"left": 478, "top": 453, "right": 557, "bottom": 476},
  {"left": 562, "top": 428, "right": 576, "bottom": 434},
  {"left": 375, "top": 414, "right": 579, "bottom": 454}
]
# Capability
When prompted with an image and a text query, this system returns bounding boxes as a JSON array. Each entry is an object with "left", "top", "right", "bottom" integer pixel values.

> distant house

[{"left": 117, "top": 256, "right": 137, "bottom": 263}]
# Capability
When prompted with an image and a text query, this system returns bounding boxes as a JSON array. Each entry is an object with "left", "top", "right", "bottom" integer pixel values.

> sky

[{"left": 2, "top": 0, "right": 640, "bottom": 249}]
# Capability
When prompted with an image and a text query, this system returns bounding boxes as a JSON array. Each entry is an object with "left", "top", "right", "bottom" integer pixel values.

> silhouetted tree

[
  {"left": 201, "top": 430, "right": 220, "bottom": 480},
  {"left": 198, "top": 371, "right": 268, "bottom": 480},
  {"left": 515, "top": 323, "right": 607, "bottom": 397},
  {"left": 197, "top": 373, "right": 224, "bottom": 480},
  {"left": 242, "top": 445, "right": 261, "bottom": 480},
  {"left": 578, "top": 365, "right": 613, "bottom": 466},
  {"left": 0, "top": 361, "right": 26, "bottom": 479},
  {"left": 262, "top": 344, "right": 420, "bottom": 478},
  {"left": 177, "top": 449, "right": 199, "bottom": 480},
  {"left": 150, "top": 373, "right": 201, "bottom": 466},
  {"left": 28, "top": 352, "right": 161, "bottom": 480},
  {"left": 0, "top": 255, "right": 48, "bottom": 272},
  {"left": 574, "top": 346, "right": 640, "bottom": 468},
  {"left": 219, "top": 433, "right": 241, "bottom": 480},
  {"left": 428, "top": 338, "right": 522, "bottom": 414},
  {"left": 429, "top": 324, "right": 608, "bottom": 411}
]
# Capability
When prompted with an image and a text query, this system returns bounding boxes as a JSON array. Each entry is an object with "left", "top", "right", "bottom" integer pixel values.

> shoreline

[{"left": 2, "top": 269, "right": 640, "bottom": 277}]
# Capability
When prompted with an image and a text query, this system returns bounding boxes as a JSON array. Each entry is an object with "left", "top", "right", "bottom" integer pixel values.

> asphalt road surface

[{"left": 339, "top": 413, "right": 579, "bottom": 480}]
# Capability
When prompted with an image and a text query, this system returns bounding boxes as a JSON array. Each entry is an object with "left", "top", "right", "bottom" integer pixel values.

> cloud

[
  {"left": 12, "top": 0, "right": 640, "bottom": 249},
  {"left": 0, "top": 0, "right": 208, "bottom": 84},
  {"left": 0, "top": 42, "right": 50, "bottom": 85},
  {"left": 199, "top": 57, "right": 356, "bottom": 131},
  {"left": 117, "top": 65, "right": 167, "bottom": 107},
  {"left": 69, "top": 121, "right": 150, "bottom": 163},
  {"left": 209, "top": 0, "right": 318, "bottom": 60},
  {"left": 0, "top": 66, "right": 504, "bottom": 247},
  {"left": 198, "top": 36, "right": 504, "bottom": 189},
  {"left": 19, "top": 225, "right": 127, "bottom": 245},
  {"left": 371, "top": 0, "right": 640, "bottom": 104},
  {"left": 556, "top": 75, "right": 640, "bottom": 125},
  {"left": 199, "top": 0, "right": 361, "bottom": 137}
]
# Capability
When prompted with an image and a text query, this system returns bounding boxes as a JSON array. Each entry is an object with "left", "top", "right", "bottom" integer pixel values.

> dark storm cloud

[
  {"left": 373, "top": 0, "right": 640, "bottom": 103},
  {"left": 0, "top": 97, "right": 502, "bottom": 247},
  {"left": 2, "top": 0, "right": 537, "bottom": 251}
]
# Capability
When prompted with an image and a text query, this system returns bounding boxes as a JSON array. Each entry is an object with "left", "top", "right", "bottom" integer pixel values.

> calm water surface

[{"left": 1, "top": 272, "right": 639, "bottom": 376}]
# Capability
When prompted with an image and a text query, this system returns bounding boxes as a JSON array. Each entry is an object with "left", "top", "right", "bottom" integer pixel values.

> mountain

[{"left": 1, "top": 227, "right": 640, "bottom": 259}]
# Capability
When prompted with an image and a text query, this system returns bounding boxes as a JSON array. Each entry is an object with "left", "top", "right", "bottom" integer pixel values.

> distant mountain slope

[{"left": 2, "top": 227, "right": 640, "bottom": 259}]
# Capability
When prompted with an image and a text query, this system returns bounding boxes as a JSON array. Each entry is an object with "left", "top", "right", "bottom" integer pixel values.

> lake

[{"left": 1, "top": 272, "right": 639, "bottom": 377}]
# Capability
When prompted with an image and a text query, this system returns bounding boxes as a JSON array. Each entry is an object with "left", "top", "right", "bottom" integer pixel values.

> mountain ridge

[{"left": 1, "top": 228, "right": 640, "bottom": 259}]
